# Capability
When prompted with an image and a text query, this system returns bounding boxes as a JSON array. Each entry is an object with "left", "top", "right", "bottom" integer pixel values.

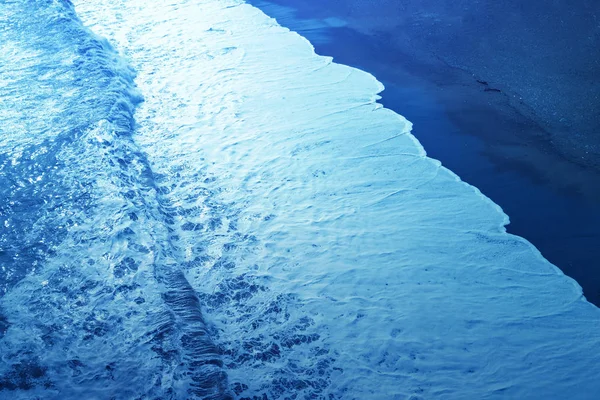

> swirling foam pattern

[{"left": 1, "top": 0, "right": 599, "bottom": 398}]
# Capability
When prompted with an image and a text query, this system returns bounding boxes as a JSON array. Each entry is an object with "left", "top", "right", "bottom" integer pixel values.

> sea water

[{"left": 1, "top": 0, "right": 599, "bottom": 398}]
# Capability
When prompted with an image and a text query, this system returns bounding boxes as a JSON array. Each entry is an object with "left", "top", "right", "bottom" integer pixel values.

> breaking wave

[{"left": 0, "top": 1, "right": 229, "bottom": 398}]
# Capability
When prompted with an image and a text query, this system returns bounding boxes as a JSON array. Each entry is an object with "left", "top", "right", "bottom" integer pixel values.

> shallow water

[
  {"left": 1, "top": 0, "right": 600, "bottom": 398},
  {"left": 246, "top": 0, "right": 600, "bottom": 306}
]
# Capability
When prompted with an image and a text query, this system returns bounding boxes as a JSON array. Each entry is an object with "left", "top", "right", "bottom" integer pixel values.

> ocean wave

[
  {"left": 0, "top": 1, "right": 229, "bottom": 398},
  {"left": 1, "top": 0, "right": 600, "bottom": 398}
]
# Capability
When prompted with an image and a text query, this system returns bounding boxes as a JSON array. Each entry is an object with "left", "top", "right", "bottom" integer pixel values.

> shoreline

[{"left": 248, "top": 0, "right": 600, "bottom": 305}]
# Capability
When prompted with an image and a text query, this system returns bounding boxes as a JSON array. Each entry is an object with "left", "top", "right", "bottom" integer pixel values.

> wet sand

[{"left": 248, "top": 0, "right": 600, "bottom": 305}]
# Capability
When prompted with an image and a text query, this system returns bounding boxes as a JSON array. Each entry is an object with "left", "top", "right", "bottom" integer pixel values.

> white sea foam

[{"left": 71, "top": 0, "right": 600, "bottom": 398}]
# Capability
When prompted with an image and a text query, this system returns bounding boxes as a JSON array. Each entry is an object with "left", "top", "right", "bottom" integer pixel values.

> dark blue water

[{"left": 248, "top": 0, "right": 600, "bottom": 306}]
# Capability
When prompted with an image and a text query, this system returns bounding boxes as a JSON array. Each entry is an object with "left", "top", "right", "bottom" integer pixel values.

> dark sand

[{"left": 248, "top": 0, "right": 600, "bottom": 305}]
